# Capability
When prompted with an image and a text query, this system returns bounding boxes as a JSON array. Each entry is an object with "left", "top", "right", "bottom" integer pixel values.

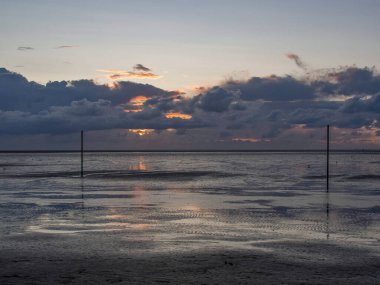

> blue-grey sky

[
  {"left": 1, "top": 0, "right": 380, "bottom": 149},
  {"left": 2, "top": 0, "right": 380, "bottom": 89}
]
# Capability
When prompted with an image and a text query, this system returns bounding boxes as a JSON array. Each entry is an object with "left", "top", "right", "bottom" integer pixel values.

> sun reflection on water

[{"left": 128, "top": 159, "right": 147, "bottom": 171}]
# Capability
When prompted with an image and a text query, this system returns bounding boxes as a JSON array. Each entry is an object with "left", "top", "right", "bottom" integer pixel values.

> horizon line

[{"left": 1, "top": 149, "right": 380, "bottom": 153}]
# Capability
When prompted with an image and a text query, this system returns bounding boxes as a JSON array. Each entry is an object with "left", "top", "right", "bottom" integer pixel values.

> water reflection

[
  {"left": 181, "top": 205, "right": 202, "bottom": 212},
  {"left": 131, "top": 185, "right": 148, "bottom": 207},
  {"left": 80, "top": 180, "right": 84, "bottom": 210},
  {"left": 5, "top": 152, "right": 379, "bottom": 254},
  {"left": 129, "top": 158, "right": 147, "bottom": 171}
]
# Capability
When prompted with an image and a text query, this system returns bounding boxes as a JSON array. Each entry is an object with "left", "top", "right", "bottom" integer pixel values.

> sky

[{"left": 1, "top": 0, "right": 380, "bottom": 150}]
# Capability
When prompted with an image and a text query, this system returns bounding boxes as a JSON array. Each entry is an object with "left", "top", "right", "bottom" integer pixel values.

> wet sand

[
  {"left": 1, "top": 239, "right": 379, "bottom": 284},
  {"left": 3, "top": 229, "right": 379, "bottom": 285}
]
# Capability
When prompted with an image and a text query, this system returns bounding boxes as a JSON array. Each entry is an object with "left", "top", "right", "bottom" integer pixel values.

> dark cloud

[
  {"left": 311, "top": 67, "right": 380, "bottom": 97},
  {"left": 286, "top": 53, "right": 308, "bottom": 71},
  {"left": 0, "top": 99, "right": 208, "bottom": 135},
  {"left": 327, "top": 67, "right": 380, "bottom": 95},
  {"left": 0, "top": 68, "right": 171, "bottom": 113},
  {"left": 145, "top": 96, "right": 178, "bottom": 112},
  {"left": 17, "top": 46, "right": 34, "bottom": 51},
  {"left": 223, "top": 75, "right": 315, "bottom": 101},
  {"left": 134, "top": 64, "right": 151, "bottom": 72},
  {"left": 119, "top": 65, "right": 380, "bottom": 142},
  {"left": 55, "top": 45, "right": 79, "bottom": 49},
  {"left": 341, "top": 94, "right": 380, "bottom": 113},
  {"left": 230, "top": 101, "right": 247, "bottom": 111},
  {"left": 219, "top": 131, "right": 232, "bottom": 138},
  {"left": 196, "top": 87, "right": 237, "bottom": 112},
  {"left": 0, "top": 68, "right": 210, "bottom": 135},
  {"left": 2, "top": 65, "right": 380, "bottom": 146}
]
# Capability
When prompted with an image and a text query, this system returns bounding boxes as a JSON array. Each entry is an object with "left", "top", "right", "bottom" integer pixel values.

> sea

[{"left": 0, "top": 152, "right": 379, "bottom": 256}]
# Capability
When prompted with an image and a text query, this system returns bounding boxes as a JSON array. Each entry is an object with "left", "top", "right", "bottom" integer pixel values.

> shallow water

[{"left": 0, "top": 152, "right": 379, "bottom": 256}]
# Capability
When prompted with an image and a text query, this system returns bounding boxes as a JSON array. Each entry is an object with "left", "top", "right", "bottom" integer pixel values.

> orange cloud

[
  {"left": 164, "top": 112, "right": 192, "bottom": 120},
  {"left": 97, "top": 68, "right": 162, "bottom": 80},
  {"left": 123, "top": 96, "right": 149, "bottom": 112},
  {"left": 130, "top": 95, "right": 149, "bottom": 106},
  {"left": 123, "top": 108, "right": 141, "bottom": 113},
  {"left": 110, "top": 72, "right": 161, "bottom": 80}
]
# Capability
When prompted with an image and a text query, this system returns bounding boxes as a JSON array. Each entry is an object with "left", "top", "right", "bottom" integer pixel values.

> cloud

[
  {"left": 232, "top": 137, "right": 261, "bottom": 143},
  {"left": 286, "top": 53, "right": 308, "bottom": 71},
  {"left": 0, "top": 68, "right": 207, "bottom": 135},
  {"left": 139, "top": 65, "right": 380, "bottom": 141},
  {"left": 325, "top": 67, "right": 380, "bottom": 95},
  {"left": 223, "top": 75, "right": 315, "bottom": 101},
  {"left": 0, "top": 98, "right": 208, "bottom": 135},
  {"left": 0, "top": 68, "right": 170, "bottom": 113},
  {"left": 109, "top": 72, "right": 161, "bottom": 80},
  {"left": 165, "top": 112, "right": 192, "bottom": 120},
  {"left": 196, "top": 87, "right": 237, "bottom": 112},
  {"left": 341, "top": 94, "right": 380, "bottom": 113},
  {"left": 98, "top": 68, "right": 162, "bottom": 80},
  {"left": 17, "top": 46, "right": 34, "bottom": 51},
  {"left": 55, "top": 45, "right": 79, "bottom": 49},
  {"left": 133, "top": 64, "right": 151, "bottom": 72},
  {"left": 2, "top": 65, "right": 380, "bottom": 148}
]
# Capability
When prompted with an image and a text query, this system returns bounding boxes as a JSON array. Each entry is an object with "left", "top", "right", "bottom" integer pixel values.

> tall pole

[
  {"left": 326, "top": 125, "right": 330, "bottom": 192},
  {"left": 81, "top": 130, "right": 84, "bottom": 178}
]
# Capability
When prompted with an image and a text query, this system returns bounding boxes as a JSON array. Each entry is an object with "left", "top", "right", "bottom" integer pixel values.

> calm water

[{"left": 0, "top": 152, "right": 379, "bottom": 255}]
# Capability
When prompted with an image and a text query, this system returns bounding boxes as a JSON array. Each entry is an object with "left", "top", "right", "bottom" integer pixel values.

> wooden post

[
  {"left": 326, "top": 125, "right": 330, "bottom": 192},
  {"left": 326, "top": 192, "right": 330, "bottom": 240},
  {"left": 81, "top": 130, "right": 84, "bottom": 178}
]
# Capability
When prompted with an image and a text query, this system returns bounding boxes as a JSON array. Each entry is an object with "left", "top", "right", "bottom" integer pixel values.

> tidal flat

[{"left": 0, "top": 152, "right": 379, "bottom": 284}]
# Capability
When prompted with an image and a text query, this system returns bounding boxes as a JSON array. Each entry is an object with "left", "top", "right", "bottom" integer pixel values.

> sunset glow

[
  {"left": 123, "top": 96, "right": 149, "bottom": 112},
  {"left": 130, "top": 96, "right": 149, "bottom": 106},
  {"left": 97, "top": 69, "right": 162, "bottom": 80},
  {"left": 333, "top": 125, "right": 380, "bottom": 145},
  {"left": 128, "top": 129, "right": 155, "bottom": 136},
  {"left": 164, "top": 112, "right": 192, "bottom": 120},
  {"left": 123, "top": 108, "right": 141, "bottom": 113},
  {"left": 129, "top": 160, "right": 147, "bottom": 171}
]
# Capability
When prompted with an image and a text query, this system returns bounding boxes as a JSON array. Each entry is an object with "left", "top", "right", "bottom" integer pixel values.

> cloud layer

[{"left": 1, "top": 62, "right": 380, "bottom": 148}]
